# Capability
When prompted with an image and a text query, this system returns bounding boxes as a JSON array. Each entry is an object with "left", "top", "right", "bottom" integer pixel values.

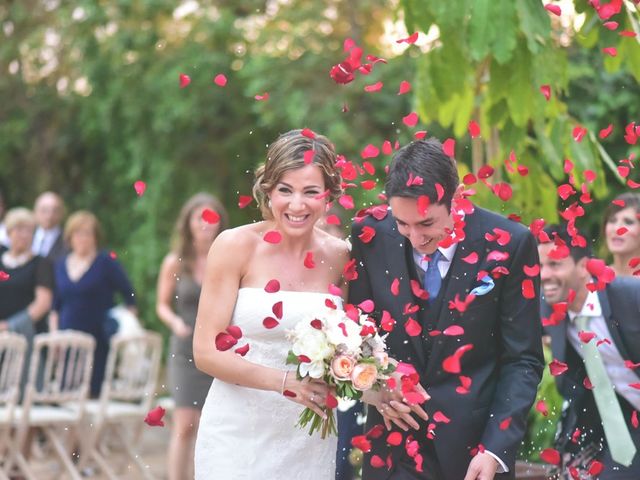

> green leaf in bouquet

[{"left": 286, "top": 350, "right": 301, "bottom": 365}]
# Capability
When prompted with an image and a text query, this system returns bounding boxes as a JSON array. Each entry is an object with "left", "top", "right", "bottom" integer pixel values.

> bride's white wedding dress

[{"left": 194, "top": 288, "right": 339, "bottom": 479}]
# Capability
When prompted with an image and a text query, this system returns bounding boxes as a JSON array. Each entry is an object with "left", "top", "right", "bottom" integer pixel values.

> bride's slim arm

[{"left": 193, "top": 229, "right": 330, "bottom": 415}]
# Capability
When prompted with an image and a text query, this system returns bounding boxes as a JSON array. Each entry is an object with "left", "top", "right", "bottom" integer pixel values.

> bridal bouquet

[{"left": 285, "top": 305, "right": 395, "bottom": 438}]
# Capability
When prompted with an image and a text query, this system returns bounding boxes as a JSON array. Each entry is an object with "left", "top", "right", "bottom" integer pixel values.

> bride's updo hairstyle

[{"left": 253, "top": 129, "right": 342, "bottom": 220}]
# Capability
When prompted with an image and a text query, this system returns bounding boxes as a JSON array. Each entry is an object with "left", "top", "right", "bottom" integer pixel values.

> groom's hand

[
  {"left": 463, "top": 452, "right": 498, "bottom": 480},
  {"left": 362, "top": 379, "right": 430, "bottom": 431}
]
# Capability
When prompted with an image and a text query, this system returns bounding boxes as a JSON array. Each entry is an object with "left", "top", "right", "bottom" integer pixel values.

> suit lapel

[
  {"left": 599, "top": 288, "right": 632, "bottom": 361},
  {"left": 382, "top": 219, "right": 427, "bottom": 368}
]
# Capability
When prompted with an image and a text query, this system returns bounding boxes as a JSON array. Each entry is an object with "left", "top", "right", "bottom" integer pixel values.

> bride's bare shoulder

[
  {"left": 315, "top": 229, "right": 350, "bottom": 263},
  {"left": 213, "top": 222, "right": 266, "bottom": 251}
]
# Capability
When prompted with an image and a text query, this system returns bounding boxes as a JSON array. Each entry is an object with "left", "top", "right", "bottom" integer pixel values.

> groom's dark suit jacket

[
  {"left": 542, "top": 278, "right": 640, "bottom": 455},
  {"left": 350, "top": 206, "right": 544, "bottom": 480}
]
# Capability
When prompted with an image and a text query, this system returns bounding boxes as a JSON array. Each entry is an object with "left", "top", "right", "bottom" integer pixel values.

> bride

[{"left": 193, "top": 129, "right": 349, "bottom": 479}]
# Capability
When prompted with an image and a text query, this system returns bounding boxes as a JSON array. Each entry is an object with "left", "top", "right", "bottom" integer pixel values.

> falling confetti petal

[
  {"left": 213, "top": 74, "right": 227, "bottom": 87},
  {"left": 179, "top": 74, "right": 191, "bottom": 89},
  {"left": 134, "top": 180, "right": 146, "bottom": 197},
  {"left": 144, "top": 406, "right": 166, "bottom": 427},
  {"left": 398, "top": 81, "right": 411, "bottom": 95},
  {"left": 403, "top": 112, "right": 418, "bottom": 127},
  {"left": 263, "top": 231, "right": 282, "bottom": 244}
]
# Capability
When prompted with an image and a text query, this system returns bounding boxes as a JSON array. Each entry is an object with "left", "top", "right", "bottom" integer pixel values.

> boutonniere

[{"left": 470, "top": 275, "right": 495, "bottom": 296}]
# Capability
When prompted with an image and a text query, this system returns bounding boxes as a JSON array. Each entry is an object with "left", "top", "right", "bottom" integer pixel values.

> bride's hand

[
  {"left": 281, "top": 372, "right": 331, "bottom": 419},
  {"left": 362, "top": 373, "right": 430, "bottom": 432}
]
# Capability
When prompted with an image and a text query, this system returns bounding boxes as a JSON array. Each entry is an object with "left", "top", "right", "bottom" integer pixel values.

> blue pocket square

[{"left": 470, "top": 275, "right": 495, "bottom": 296}]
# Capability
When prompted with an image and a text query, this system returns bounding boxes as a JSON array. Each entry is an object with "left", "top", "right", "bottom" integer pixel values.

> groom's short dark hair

[{"left": 385, "top": 138, "right": 459, "bottom": 211}]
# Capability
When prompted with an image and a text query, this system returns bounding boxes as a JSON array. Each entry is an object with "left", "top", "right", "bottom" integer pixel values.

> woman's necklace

[{"left": 2, "top": 250, "right": 32, "bottom": 269}]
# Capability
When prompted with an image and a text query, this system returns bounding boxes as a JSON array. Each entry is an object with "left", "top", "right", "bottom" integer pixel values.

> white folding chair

[
  {"left": 81, "top": 331, "right": 162, "bottom": 479},
  {"left": 6, "top": 331, "right": 95, "bottom": 480},
  {"left": 0, "top": 332, "right": 27, "bottom": 480}
]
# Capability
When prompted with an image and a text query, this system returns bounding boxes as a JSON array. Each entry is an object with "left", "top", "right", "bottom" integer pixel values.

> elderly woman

[
  {"left": 0, "top": 208, "right": 54, "bottom": 390},
  {"left": 51, "top": 210, "right": 136, "bottom": 397}
]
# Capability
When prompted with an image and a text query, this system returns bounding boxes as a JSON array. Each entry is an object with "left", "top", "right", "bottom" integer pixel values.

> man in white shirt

[
  {"left": 32, "top": 191, "right": 66, "bottom": 261},
  {"left": 539, "top": 224, "right": 640, "bottom": 478}
]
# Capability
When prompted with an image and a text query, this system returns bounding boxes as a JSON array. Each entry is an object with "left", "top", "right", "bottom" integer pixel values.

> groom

[{"left": 349, "top": 139, "right": 544, "bottom": 479}]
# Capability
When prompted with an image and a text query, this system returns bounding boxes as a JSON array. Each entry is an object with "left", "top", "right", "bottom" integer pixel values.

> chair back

[
  {"left": 0, "top": 332, "right": 27, "bottom": 408},
  {"left": 101, "top": 331, "right": 162, "bottom": 410},
  {"left": 0, "top": 332, "right": 27, "bottom": 455},
  {"left": 22, "top": 331, "right": 95, "bottom": 408}
]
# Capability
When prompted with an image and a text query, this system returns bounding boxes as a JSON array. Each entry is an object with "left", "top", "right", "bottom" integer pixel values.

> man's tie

[
  {"left": 422, "top": 250, "right": 443, "bottom": 303},
  {"left": 574, "top": 315, "right": 637, "bottom": 466}
]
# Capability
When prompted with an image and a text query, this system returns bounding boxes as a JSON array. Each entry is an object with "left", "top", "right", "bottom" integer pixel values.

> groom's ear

[{"left": 452, "top": 184, "right": 465, "bottom": 201}]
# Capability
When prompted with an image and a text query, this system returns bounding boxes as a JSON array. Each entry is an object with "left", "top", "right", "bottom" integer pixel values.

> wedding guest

[
  {"left": 0, "top": 188, "right": 8, "bottom": 247},
  {"left": 156, "top": 193, "right": 228, "bottom": 480},
  {"left": 0, "top": 208, "right": 54, "bottom": 392},
  {"left": 540, "top": 223, "right": 640, "bottom": 477},
  {"left": 602, "top": 192, "right": 640, "bottom": 277},
  {"left": 51, "top": 211, "right": 136, "bottom": 397},
  {"left": 32, "top": 191, "right": 67, "bottom": 262}
]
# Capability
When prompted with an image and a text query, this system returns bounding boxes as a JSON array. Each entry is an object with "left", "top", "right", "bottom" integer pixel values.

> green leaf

[
  {"left": 468, "top": 0, "right": 492, "bottom": 61},
  {"left": 515, "top": 0, "right": 550, "bottom": 54}
]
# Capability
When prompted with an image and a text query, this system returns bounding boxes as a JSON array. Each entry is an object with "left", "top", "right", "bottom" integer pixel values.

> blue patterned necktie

[{"left": 423, "top": 250, "right": 443, "bottom": 303}]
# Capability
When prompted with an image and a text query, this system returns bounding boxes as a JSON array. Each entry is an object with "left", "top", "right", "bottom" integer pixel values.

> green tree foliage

[{"left": 402, "top": 0, "right": 640, "bottom": 228}]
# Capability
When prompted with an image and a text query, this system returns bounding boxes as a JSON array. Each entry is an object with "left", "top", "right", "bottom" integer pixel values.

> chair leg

[
  {"left": 116, "top": 424, "right": 155, "bottom": 480},
  {"left": 43, "top": 427, "right": 83, "bottom": 480},
  {"left": 90, "top": 445, "right": 120, "bottom": 480}
]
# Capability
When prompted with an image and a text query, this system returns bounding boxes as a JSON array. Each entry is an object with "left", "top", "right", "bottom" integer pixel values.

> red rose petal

[
  {"left": 144, "top": 406, "right": 166, "bottom": 427},
  {"left": 370, "top": 455, "right": 385, "bottom": 468},
  {"left": 632, "top": 411, "right": 638, "bottom": 429},
  {"left": 588, "top": 460, "right": 604, "bottom": 475},
  {"left": 499, "top": 417, "right": 512, "bottom": 430},
  {"left": 462, "top": 252, "right": 479, "bottom": 264},
  {"left": 396, "top": 32, "right": 419, "bottom": 44},
  {"left": 179, "top": 73, "right": 191, "bottom": 89},
  {"left": 238, "top": 195, "right": 253, "bottom": 209},
  {"left": 521, "top": 279, "right": 536, "bottom": 299},
  {"left": 359, "top": 226, "right": 376, "bottom": 243},
  {"left": 0, "top": 271, "right": 10, "bottom": 281},
  {"left": 304, "top": 251, "right": 315, "bottom": 269},
  {"left": 226, "top": 325, "right": 243, "bottom": 339},
  {"left": 433, "top": 411, "right": 451, "bottom": 423},
  {"left": 364, "top": 81, "right": 383, "bottom": 93},
  {"left": 599, "top": 124, "right": 613, "bottom": 139},
  {"left": 255, "top": 92, "right": 269, "bottom": 101},
  {"left": 263, "top": 317, "right": 279, "bottom": 329},
  {"left": 301, "top": 128, "right": 316, "bottom": 139},
  {"left": 549, "top": 359, "right": 568, "bottom": 376},
  {"left": 579, "top": 331, "right": 596, "bottom": 343},
  {"left": 326, "top": 393, "right": 339, "bottom": 409},
  {"left": 403, "top": 112, "right": 418, "bottom": 127},
  {"left": 263, "top": 230, "right": 282, "bottom": 244},
  {"left": 540, "top": 84, "right": 551, "bottom": 101},
  {"left": 540, "top": 448, "right": 561, "bottom": 465},
  {"left": 283, "top": 390, "right": 296, "bottom": 398},
  {"left": 272, "top": 301, "right": 283, "bottom": 319},
  {"left": 215, "top": 332, "right": 237, "bottom": 352},
  {"left": 390, "top": 278, "right": 400, "bottom": 296},
  {"left": 544, "top": 4, "right": 561, "bottom": 16},
  {"left": 602, "top": 47, "right": 617, "bottom": 57},
  {"left": 234, "top": 344, "right": 250, "bottom": 356},
  {"left": 435, "top": 183, "right": 445, "bottom": 202},
  {"left": 339, "top": 194, "right": 355, "bottom": 210},
  {"left": 398, "top": 80, "right": 411, "bottom": 95},
  {"left": 442, "top": 344, "right": 474, "bottom": 374},
  {"left": 442, "top": 138, "right": 455, "bottom": 157},
  {"left": 468, "top": 121, "right": 481, "bottom": 138},
  {"left": 343, "top": 258, "right": 358, "bottom": 281},
  {"left": 303, "top": 150, "right": 315, "bottom": 164},
  {"left": 477, "top": 164, "right": 494, "bottom": 179},
  {"left": 264, "top": 279, "right": 280, "bottom": 293},
  {"left": 213, "top": 74, "right": 227, "bottom": 87},
  {"left": 523, "top": 264, "right": 540, "bottom": 276},
  {"left": 202, "top": 208, "right": 220, "bottom": 224},
  {"left": 361, "top": 144, "right": 380, "bottom": 159},
  {"left": 443, "top": 325, "right": 464, "bottom": 336},
  {"left": 536, "top": 400, "right": 549, "bottom": 416},
  {"left": 404, "top": 318, "right": 422, "bottom": 337},
  {"left": 133, "top": 180, "right": 146, "bottom": 197},
  {"left": 386, "top": 432, "right": 403, "bottom": 446},
  {"left": 417, "top": 195, "right": 430, "bottom": 217}
]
